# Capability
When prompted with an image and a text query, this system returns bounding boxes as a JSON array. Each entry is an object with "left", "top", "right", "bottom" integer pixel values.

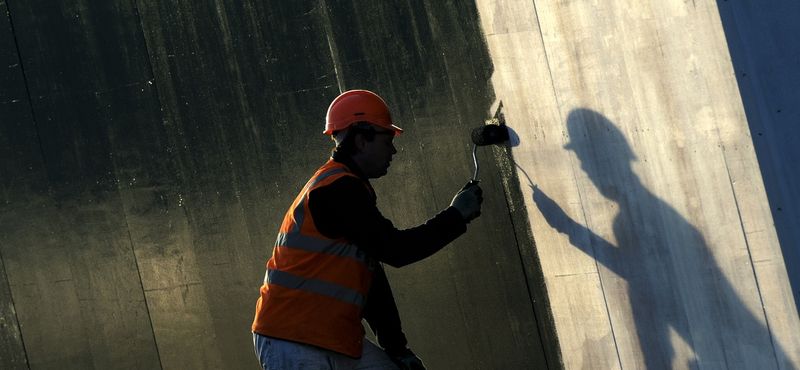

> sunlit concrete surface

[{"left": 475, "top": 0, "right": 800, "bottom": 368}]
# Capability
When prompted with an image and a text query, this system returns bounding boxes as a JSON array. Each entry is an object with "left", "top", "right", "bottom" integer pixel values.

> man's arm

[
  {"left": 309, "top": 176, "right": 467, "bottom": 268},
  {"left": 361, "top": 264, "right": 407, "bottom": 351}
]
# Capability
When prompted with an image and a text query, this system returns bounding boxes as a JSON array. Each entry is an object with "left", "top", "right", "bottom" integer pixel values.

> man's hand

[
  {"left": 450, "top": 181, "right": 483, "bottom": 222},
  {"left": 387, "top": 348, "right": 427, "bottom": 370}
]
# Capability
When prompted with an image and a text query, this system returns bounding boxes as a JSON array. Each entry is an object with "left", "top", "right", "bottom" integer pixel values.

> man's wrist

[
  {"left": 386, "top": 347, "right": 426, "bottom": 370},
  {"left": 384, "top": 346, "right": 412, "bottom": 359}
]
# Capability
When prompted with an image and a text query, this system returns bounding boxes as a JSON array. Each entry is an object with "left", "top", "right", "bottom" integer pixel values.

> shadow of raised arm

[{"left": 531, "top": 184, "right": 616, "bottom": 266}]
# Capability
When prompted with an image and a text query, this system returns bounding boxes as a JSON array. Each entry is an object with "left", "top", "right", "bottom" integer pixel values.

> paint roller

[{"left": 469, "top": 111, "right": 510, "bottom": 183}]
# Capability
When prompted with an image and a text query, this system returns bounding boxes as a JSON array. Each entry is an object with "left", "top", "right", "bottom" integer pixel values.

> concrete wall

[
  {"left": 2, "top": 0, "right": 798, "bottom": 369},
  {"left": 716, "top": 0, "right": 800, "bottom": 310},
  {"left": 474, "top": 0, "right": 800, "bottom": 368}
]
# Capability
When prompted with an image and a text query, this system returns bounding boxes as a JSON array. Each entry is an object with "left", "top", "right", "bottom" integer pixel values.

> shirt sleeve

[
  {"left": 308, "top": 175, "right": 468, "bottom": 268},
  {"left": 361, "top": 263, "right": 408, "bottom": 352}
]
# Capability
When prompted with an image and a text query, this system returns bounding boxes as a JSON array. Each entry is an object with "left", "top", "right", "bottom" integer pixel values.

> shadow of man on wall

[{"left": 528, "top": 108, "right": 794, "bottom": 369}]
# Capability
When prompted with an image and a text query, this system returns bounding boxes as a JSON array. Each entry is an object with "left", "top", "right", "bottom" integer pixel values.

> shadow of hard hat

[{"left": 563, "top": 109, "right": 637, "bottom": 163}]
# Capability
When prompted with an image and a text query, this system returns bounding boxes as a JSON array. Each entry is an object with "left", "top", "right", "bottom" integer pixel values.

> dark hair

[{"left": 331, "top": 122, "right": 379, "bottom": 156}]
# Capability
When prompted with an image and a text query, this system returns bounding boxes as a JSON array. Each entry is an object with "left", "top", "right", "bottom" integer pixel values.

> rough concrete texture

[
  {"left": 475, "top": 0, "right": 800, "bottom": 368},
  {"left": 1, "top": 1, "right": 548, "bottom": 369},
  {"left": 716, "top": 0, "right": 800, "bottom": 313},
  {"left": 1, "top": 0, "right": 798, "bottom": 369}
]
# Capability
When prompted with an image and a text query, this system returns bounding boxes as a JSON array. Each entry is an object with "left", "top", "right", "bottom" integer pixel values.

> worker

[{"left": 252, "top": 90, "right": 484, "bottom": 370}]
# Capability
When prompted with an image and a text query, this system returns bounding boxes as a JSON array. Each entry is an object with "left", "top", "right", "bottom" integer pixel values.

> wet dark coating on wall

[{"left": 0, "top": 1, "right": 553, "bottom": 369}]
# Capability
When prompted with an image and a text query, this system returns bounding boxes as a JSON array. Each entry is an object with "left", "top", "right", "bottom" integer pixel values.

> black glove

[{"left": 386, "top": 347, "right": 427, "bottom": 370}]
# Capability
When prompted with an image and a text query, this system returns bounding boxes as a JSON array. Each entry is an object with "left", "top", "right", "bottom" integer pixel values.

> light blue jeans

[{"left": 253, "top": 332, "right": 400, "bottom": 370}]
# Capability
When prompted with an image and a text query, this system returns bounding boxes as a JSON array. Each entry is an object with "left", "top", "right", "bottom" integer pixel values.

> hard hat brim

[{"left": 323, "top": 122, "right": 403, "bottom": 135}]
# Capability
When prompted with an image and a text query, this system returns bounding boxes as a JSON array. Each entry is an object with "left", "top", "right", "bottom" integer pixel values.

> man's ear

[{"left": 353, "top": 133, "right": 366, "bottom": 153}]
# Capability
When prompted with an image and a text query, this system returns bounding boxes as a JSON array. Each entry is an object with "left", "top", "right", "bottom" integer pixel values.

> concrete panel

[
  {"left": 475, "top": 0, "right": 800, "bottom": 368},
  {"left": 717, "top": 0, "right": 800, "bottom": 309},
  {"left": 1, "top": 0, "right": 162, "bottom": 368},
  {"left": 133, "top": 1, "right": 346, "bottom": 367},
  {"left": 0, "top": 3, "right": 30, "bottom": 368}
]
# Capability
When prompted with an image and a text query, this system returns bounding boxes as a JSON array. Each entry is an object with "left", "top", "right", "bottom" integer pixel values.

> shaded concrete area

[
  {"left": 1, "top": 1, "right": 551, "bottom": 369},
  {"left": 716, "top": 0, "right": 800, "bottom": 309}
]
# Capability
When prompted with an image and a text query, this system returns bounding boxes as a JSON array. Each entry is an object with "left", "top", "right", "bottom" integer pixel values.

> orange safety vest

[{"left": 252, "top": 159, "right": 377, "bottom": 358}]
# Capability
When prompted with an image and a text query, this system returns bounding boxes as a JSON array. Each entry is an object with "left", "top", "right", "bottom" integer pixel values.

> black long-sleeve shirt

[{"left": 307, "top": 154, "right": 468, "bottom": 352}]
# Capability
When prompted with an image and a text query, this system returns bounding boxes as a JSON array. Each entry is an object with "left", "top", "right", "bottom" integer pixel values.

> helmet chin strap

[{"left": 334, "top": 127, "right": 351, "bottom": 146}]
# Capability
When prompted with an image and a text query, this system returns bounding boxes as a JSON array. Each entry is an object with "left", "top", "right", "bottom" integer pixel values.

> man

[{"left": 252, "top": 90, "right": 483, "bottom": 370}]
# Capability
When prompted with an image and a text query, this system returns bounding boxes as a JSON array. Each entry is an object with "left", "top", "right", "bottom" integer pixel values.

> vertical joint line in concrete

[
  {"left": 564, "top": 134, "right": 624, "bottom": 368},
  {"left": 2, "top": 2, "right": 35, "bottom": 365},
  {"left": 529, "top": 0, "right": 623, "bottom": 362},
  {"left": 529, "top": 0, "right": 560, "bottom": 110},
  {"left": 126, "top": 1, "right": 165, "bottom": 367},
  {"left": 5, "top": 0, "right": 52, "bottom": 189},
  {"left": 716, "top": 132, "right": 779, "bottom": 362},
  {"left": 503, "top": 157, "right": 555, "bottom": 370},
  {"left": 118, "top": 200, "right": 164, "bottom": 369},
  {"left": 109, "top": 193, "right": 167, "bottom": 367},
  {"left": 319, "top": 0, "right": 344, "bottom": 94},
  {"left": 0, "top": 236, "right": 30, "bottom": 368}
]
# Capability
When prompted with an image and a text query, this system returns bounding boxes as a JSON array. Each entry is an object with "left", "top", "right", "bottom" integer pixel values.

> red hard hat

[{"left": 324, "top": 90, "right": 403, "bottom": 135}]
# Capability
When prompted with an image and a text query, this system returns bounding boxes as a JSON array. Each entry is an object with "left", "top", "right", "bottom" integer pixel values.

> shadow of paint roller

[{"left": 470, "top": 105, "right": 510, "bottom": 182}]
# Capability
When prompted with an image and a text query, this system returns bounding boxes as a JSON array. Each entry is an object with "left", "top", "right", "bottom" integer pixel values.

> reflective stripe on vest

[
  {"left": 264, "top": 269, "right": 366, "bottom": 307},
  {"left": 274, "top": 232, "right": 373, "bottom": 267}
]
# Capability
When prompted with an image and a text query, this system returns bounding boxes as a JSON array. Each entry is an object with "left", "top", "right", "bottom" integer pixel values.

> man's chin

[{"left": 374, "top": 167, "right": 389, "bottom": 179}]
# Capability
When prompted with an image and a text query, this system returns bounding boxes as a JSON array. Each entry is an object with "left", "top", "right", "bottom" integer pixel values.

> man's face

[{"left": 358, "top": 130, "right": 397, "bottom": 179}]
